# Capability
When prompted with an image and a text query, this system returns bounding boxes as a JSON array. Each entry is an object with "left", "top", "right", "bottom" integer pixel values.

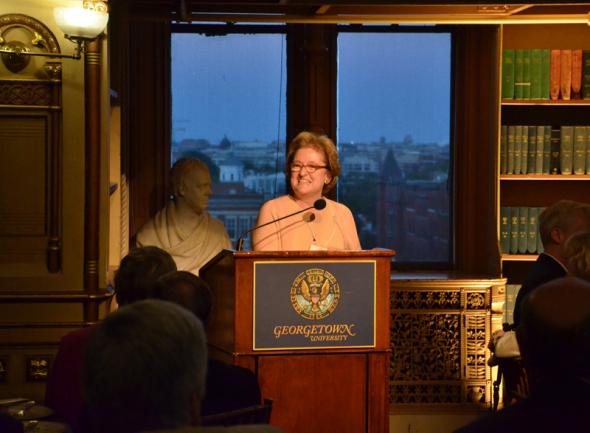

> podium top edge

[{"left": 226, "top": 249, "right": 396, "bottom": 258}]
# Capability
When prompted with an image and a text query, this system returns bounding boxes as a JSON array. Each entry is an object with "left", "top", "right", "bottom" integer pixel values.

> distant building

[{"left": 208, "top": 182, "right": 264, "bottom": 250}]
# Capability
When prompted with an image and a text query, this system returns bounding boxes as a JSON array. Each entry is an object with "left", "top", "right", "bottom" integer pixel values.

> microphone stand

[{"left": 235, "top": 198, "right": 326, "bottom": 251}]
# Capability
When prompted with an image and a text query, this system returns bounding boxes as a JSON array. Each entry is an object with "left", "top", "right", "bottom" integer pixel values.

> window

[
  {"left": 171, "top": 25, "right": 287, "bottom": 247},
  {"left": 337, "top": 28, "right": 452, "bottom": 264}
]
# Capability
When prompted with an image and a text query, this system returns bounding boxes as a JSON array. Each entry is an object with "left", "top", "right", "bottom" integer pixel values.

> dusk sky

[{"left": 172, "top": 30, "right": 450, "bottom": 145}]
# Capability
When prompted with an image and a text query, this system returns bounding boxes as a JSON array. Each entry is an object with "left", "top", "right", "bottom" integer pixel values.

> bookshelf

[{"left": 499, "top": 23, "right": 590, "bottom": 284}]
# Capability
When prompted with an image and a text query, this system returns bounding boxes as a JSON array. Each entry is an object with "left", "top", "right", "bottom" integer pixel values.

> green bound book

[
  {"left": 535, "top": 125, "right": 545, "bottom": 174},
  {"left": 541, "top": 49, "right": 551, "bottom": 100},
  {"left": 583, "top": 50, "right": 590, "bottom": 99},
  {"left": 501, "top": 125, "right": 508, "bottom": 174},
  {"left": 527, "top": 207, "right": 538, "bottom": 253},
  {"left": 573, "top": 126, "right": 587, "bottom": 174},
  {"left": 560, "top": 126, "right": 574, "bottom": 175},
  {"left": 543, "top": 126, "right": 552, "bottom": 174},
  {"left": 521, "top": 126, "right": 529, "bottom": 174},
  {"left": 518, "top": 207, "right": 529, "bottom": 254},
  {"left": 522, "top": 49, "right": 532, "bottom": 99},
  {"left": 586, "top": 126, "right": 590, "bottom": 174},
  {"left": 515, "top": 49, "right": 525, "bottom": 99},
  {"left": 510, "top": 207, "right": 520, "bottom": 254},
  {"left": 514, "top": 125, "right": 523, "bottom": 174},
  {"left": 527, "top": 125, "right": 537, "bottom": 174},
  {"left": 500, "top": 207, "right": 511, "bottom": 254},
  {"left": 508, "top": 125, "right": 516, "bottom": 174},
  {"left": 504, "top": 284, "right": 522, "bottom": 325},
  {"left": 502, "top": 49, "right": 515, "bottom": 99},
  {"left": 530, "top": 49, "right": 543, "bottom": 99},
  {"left": 537, "top": 207, "right": 545, "bottom": 254}
]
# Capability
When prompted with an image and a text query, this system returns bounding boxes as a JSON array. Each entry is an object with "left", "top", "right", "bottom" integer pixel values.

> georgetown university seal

[{"left": 290, "top": 268, "right": 340, "bottom": 320}]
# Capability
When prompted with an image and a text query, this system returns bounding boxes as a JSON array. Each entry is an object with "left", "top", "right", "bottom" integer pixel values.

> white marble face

[
  {"left": 179, "top": 166, "right": 212, "bottom": 214},
  {"left": 290, "top": 146, "right": 331, "bottom": 202}
]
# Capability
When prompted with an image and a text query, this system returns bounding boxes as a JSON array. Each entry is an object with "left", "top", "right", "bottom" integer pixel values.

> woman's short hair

[
  {"left": 286, "top": 131, "right": 340, "bottom": 194},
  {"left": 565, "top": 231, "right": 590, "bottom": 281}
]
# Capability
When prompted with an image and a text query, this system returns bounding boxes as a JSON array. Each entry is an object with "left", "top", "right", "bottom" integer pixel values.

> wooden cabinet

[{"left": 499, "top": 24, "right": 590, "bottom": 284}]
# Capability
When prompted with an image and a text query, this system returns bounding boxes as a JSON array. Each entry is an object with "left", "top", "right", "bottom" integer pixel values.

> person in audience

[
  {"left": 82, "top": 299, "right": 282, "bottom": 433},
  {"left": 252, "top": 131, "right": 361, "bottom": 251},
  {"left": 513, "top": 200, "right": 590, "bottom": 326},
  {"left": 564, "top": 231, "right": 590, "bottom": 281},
  {"left": 137, "top": 158, "right": 231, "bottom": 275},
  {"left": 154, "top": 271, "right": 262, "bottom": 416},
  {"left": 45, "top": 246, "right": 177, "bottom": 433},
  {"left": 455, "top": 276, "right": 590, "bottom": 433}
]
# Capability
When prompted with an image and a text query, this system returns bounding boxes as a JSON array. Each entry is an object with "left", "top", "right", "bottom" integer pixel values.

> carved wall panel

[
  {"left": 0, "top": 13, "right": 62, "bottom": 276},
  {"left": 390, "top": 276, "right": 505, "bottom": 411}
]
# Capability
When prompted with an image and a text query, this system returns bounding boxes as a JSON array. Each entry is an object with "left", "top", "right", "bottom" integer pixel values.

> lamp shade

[{"left": 54, "top": 7, "right": 109, "bottom": 39}]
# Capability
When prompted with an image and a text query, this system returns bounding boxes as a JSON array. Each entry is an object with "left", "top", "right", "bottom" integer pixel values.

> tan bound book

[
  {"left": 572, "top": 49, "right": 583, "bottom": 99},
  {"left": 550, "top": 49, "right": 561, "bottom": 100},
  {"left": 561, "top": 49, "right": 572, "bottom": 100}
]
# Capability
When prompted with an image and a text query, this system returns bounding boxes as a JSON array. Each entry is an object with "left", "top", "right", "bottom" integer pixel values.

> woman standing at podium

[{"left": 252, "top": 131, "right": 361, "bottom": 251}]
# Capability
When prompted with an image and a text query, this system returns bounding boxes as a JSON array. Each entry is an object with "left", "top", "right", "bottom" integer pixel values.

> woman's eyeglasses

[{"left": 290, "top": 163, "right": 328, "bottom": 173}]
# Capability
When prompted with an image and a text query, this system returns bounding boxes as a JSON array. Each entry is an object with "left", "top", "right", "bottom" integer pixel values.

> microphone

[{"left": 236, "top": 198, "right": 326, "bottom": 251}]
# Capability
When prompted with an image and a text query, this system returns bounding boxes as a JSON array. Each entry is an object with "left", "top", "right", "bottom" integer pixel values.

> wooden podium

[{"left": 200, "top": 249, "right": 394, "bottom": 433}]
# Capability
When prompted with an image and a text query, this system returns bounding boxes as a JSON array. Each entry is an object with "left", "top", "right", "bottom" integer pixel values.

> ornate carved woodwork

[
  {"left": 390, "top": 274, "right": 505, "bottom": 410},
  {"left": 0, "top": 14, "right": 63, "bottom": 275}
]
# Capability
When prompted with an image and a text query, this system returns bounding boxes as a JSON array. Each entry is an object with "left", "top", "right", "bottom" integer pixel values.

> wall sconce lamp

[{"left": 0, "top": 1, "right": 108, "bottom": 67}]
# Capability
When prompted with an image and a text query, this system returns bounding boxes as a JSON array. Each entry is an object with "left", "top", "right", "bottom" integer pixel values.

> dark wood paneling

[
  {"left": 453, "top": 25, "right": 501, "bottom": 276},
  {"left": 124, "top": 6, "right": 171, "bottom": 238},
  {"left": 287, "top": 24, "right": 337, "bottom": 141},
  {"left": 259, "top": 353, "right": 367, "bottom": 433}
]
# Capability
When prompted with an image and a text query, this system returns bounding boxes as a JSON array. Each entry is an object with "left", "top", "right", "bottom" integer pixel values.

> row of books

[
  {"left": 500, "top": 207, "right": 545, "bottom": 255},
  {"left": 500, "top": 125, "right": 590, "bottom": 175},
  {"left": 501, "top": 49, "right": 590, "bottom": 100},
  {"left": 503, "top": 284, "right": 522, "bottom": 325}
]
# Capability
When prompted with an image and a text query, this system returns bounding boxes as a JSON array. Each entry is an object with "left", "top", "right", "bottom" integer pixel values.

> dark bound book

[
  {"left": 501, "top": 125, "right": 508, "bottom": 174},
  {"left": 508, "top": 125, "right": 516, "bottom": 174},
  {"left": 514, "top": 125, "right": 523, "bottom": 174},
  {"left": 521, "top": 125, "right": 529, "bottom": 174},
  {"left": 560, "top": 125, "right": 574, "bottom": 175},
  {"left": 572, "top": 49, "right": 583, "bottom": 99},
  {"left": 527, "top": 125, "right": 537, "bottom": 174},
  {"left": 527, "top": 207, "right": 538, "bottom": 254},
  {"left": 583, "top": 50, "right": 590, "bottom": 100},
  {"left": 500, "top": 207, "right": 511, "bottom": 254},
  {"left": 573, "top": 126, "right": 587, "bottom": 174},
  {"left": 543, "top": 126, "right": 551, "bottom": 174},
  {"left": 518, "top": 207, "right": 529, "bottom": 254},
  {"left": 550, "top": 127, "right": 561, "bottom": 174},
  {"left": 510, "top": 207, "right": 520, "bottom": 254},
  {"left": 535, "top": 125, "right": 544, "bottom": 174}
]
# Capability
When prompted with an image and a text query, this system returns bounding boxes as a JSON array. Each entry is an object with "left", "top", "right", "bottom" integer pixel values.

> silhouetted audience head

[
  {"left": 82, "top": 299, "right": 207, "bottom": 433},
  {"left": 538, "top": 200, "right": 590, "bottom": 261},
  {"left": 516, "top": 276, "right": 590, "bottom": 391},
  {"left": 564, "top": 231, "right": 590, "bottom": 281},
  {"left": 114, "top": 246, "right": 177, "bottom": 305},
  {"left": 154, "top": 270, "right": 213, "bottom": 325}
]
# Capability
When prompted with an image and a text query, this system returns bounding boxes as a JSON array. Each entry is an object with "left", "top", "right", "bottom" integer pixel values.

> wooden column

[
  {"left": 453, "top": 25, "right": 501, "bottom": 276},
  {"left": 84, "top": 38, "right": 102, "bottom": 291}
]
